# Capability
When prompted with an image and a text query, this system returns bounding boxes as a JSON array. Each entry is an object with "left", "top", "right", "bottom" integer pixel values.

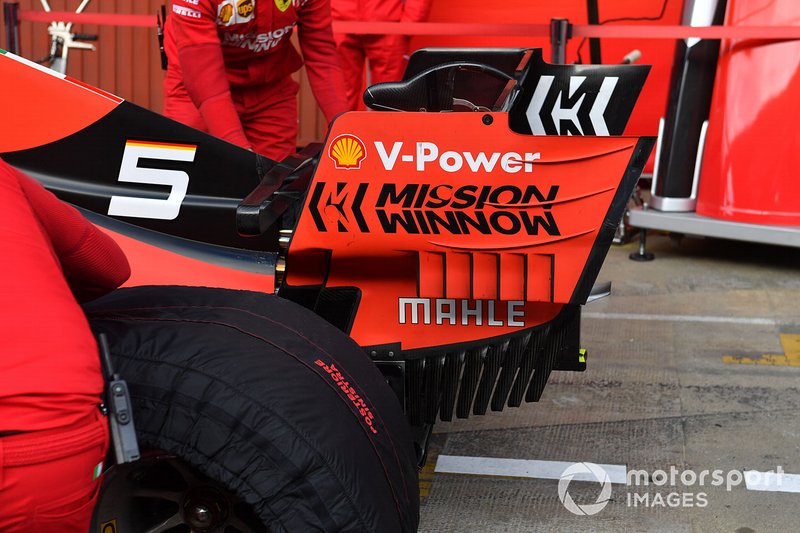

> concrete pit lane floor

[{"left": 418, "top": 233, "right": 800, "bottom": 533}]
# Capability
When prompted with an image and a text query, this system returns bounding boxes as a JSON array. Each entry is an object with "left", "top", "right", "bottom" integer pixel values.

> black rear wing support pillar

[{"left": 549, "top": 18, "right": 572, "bottom": 65}]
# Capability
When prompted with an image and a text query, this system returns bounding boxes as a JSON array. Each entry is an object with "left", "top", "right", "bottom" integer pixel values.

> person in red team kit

[
  {"left": 331, "top": 0, "right": 432, "bottom": 110},
  {"left": 0, "top": 159, "right": 130, "bottom": 532},
  {"left": 164, "top": 0, "right": 348, "bottom": 161}
]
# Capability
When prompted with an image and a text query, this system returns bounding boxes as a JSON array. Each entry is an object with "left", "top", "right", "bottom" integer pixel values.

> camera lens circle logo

[{"left": 558, "top": 462, "right": 612, "bottom": 516}]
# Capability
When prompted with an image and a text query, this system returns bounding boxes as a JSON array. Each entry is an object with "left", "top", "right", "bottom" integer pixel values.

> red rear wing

[{"left": 285, "top": 112, "right": 653, "bottom": 351}]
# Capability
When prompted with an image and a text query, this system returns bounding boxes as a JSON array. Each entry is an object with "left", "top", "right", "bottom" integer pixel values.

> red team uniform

[
  {"left": 331, "top": 0, "right": 431, "bottom": 110},
  {"left": 0, "top": 159, "right": 130, "bottom": 531},
  {"left": 164, "top": 0, "right": 348, "bottom": 160}
]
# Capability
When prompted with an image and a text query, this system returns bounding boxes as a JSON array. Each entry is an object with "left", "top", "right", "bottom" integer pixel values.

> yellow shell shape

[
  {"left": 330, "top": 136, "right": 365, "bottom": 168},
  {"left": 219, "top": 4, "right": 233, "bottom": 23}
]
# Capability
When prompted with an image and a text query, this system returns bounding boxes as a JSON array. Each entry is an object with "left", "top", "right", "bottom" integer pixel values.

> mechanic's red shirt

[
  {"left": 330, "top": 0, "right": 431, "bottom": 23},
  {"left": 165, "top": 0, "right": 347, "bottom": 147},
  {"left": 0, "top": 159, "right": 130, "bottom": 432}
]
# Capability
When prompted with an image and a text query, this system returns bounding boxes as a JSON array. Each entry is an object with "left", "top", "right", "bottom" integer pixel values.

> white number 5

[{"left": 108, "top": 141, "right": 197, "bottom": 220}]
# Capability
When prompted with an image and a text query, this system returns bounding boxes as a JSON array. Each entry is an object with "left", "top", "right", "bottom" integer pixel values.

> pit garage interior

[{"left": 2, "top": 0, "right": 800, "bottom": 531}]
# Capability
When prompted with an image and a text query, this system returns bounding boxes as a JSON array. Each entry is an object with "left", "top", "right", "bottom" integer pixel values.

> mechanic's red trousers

[
  {"left": 0, "top": 409, "right": 109, "bottom": 532},
  {"left": 334, "top": 33, "right": 409, "bottom": 111},
  {"left": 163, "top": 75, "right": 300, "bottom": 162}
]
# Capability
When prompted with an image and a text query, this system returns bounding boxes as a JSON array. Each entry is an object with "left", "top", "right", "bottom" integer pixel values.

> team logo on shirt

[
  {"left": 328, "top": 134, "right": 367, "bottom": 170},
  {"left": 217, "top": 0, "right": 255, "bottom": 26},
  {"left": 218, "top": 3, "right": 234, "bottom": 24},
  {"left": 238, "top": 0, "right": 254, "bottom": 17},
  {"left": 217, "top": 4, "right": 233, "bottom": 25},
  {"left": 275, "top": 0, "right": 291, "bottom": 12},
  {"left": 173, "top": 4, "right": 202, "bottom": 18}
]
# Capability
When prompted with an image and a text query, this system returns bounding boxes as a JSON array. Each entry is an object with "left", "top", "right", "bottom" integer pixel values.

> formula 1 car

[{"left": 0, "top": 46, "right": 652, "bottom": 532}]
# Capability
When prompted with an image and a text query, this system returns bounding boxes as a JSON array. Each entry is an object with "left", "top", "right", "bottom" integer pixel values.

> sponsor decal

[
  {"left": 218, "top": 3, "right": 234, "bottom": 24},
  {"left": 527, "top": 75, "right": 619, "bottom": 136},
  {"left": 100, "top": 520, "right": 118, "bottom": 533},
  {"left": 373, "top": 183, "right": 560, "bottom": 236},
  {"left": 311, "top": 139, "right": 555, "bottom": 235},
  {"left": 315, "top": 359, "right": 378, "bottom": 434},
  {"left": 399, "top": 298, "right": 526, "bottom": 327},
  {"left": 221, "top": 25, "right": 295, "bottom": 52},
  {"left": 237, "top": 0, "right": 254, "bottom": 18},
  {"left": 375, "top": 141, "right": 540, "bottom": 173},
  {"left": 181, "top": 0, "right": 200, "bottom": 5},
  {"left": 275, "top": 0, "right": 292, "bottom": 12},
  {"left": 173, "top": 4, "right": 201, "bottom": 18},
  {"left": 108, "top": 141, "right": 196, "bottom": 221},
  {"left": 328, "top": 134, "right": 367, "bottom": 170},
  {"left": 217, "top": 0, "right": 255, "bottom": 25},
  {"left": 309, "top": 181, "right": 560, "bottom": 236},
  {"left": 308, "top": 181, "right": 369, "bottom": 233}
]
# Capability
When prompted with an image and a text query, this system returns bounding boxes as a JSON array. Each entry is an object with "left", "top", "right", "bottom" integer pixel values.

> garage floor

[{"left": 418, "top": 232, "right": 800, "bottom": 532}]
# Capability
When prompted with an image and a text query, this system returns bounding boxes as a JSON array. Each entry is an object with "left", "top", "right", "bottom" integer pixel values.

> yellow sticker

[
  {"left": 275, "top": 0, "right": 292, "bottom": 12},
  {"left": 100, "top": 520, "right": 117, "bottom": 533}
]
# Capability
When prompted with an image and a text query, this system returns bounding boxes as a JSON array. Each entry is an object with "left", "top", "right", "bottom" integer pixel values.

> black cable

[{"left": 576, "top": 0, "right": 670, "bottom": 64}]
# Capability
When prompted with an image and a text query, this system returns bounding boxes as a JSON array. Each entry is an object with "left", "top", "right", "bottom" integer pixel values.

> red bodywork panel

[
  {"left": 0, "top": 50, "right": 121, "bottom": 153},
  {"left": 101, "top": 226, "right": 275, "bottom": 292},
  {"left": 696, "top": 0, "right": 800, "bottom": 225},
  {"left": 287, "top": 112, "right": 646, "bottom": 350}
]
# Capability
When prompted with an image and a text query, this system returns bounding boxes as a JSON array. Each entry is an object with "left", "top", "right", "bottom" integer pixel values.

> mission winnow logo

[{"left": 308, "top": 181, "right": 561, "bottom": 236}]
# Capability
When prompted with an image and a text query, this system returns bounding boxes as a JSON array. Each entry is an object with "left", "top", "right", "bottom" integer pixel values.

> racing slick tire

[{"left": 85, "top": 285, "right": 419, "bottom": 533}]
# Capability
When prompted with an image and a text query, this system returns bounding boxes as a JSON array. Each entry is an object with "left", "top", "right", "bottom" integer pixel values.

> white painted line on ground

[
  {"left": 745, "top": 470, "right": 800, "bottom": 493},
  {"left": 434, "top": 455, "right": 628, "bottom": 484},
  {"left": 583, "top": 312, "right": 779, "bottom": 326},
  {"left": 433, "top": 458, "right": 800, "bottom": 494}
]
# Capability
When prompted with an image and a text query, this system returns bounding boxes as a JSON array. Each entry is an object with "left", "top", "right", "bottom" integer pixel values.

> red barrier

[
  {"left": 334, "top": 21, "right": 800, "bottom": 42},
  {"left": 18, "top": 10, "right": 154, "bottom": 27},
  {"left": 13, "top": 10, "right": 800, "bottom": 42}
]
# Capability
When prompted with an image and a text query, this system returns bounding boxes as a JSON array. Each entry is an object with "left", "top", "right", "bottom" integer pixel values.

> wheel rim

[{"left": 91, "top": 451, "right": 267, "bottom": 533}]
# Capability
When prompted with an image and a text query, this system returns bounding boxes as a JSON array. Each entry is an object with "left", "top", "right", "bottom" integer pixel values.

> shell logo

[
  {"left": 328, "top": 134, "right": 367, "bottom": 170},
  {"left": 218, "top": 4, "right": 233, "bottom": 23}
]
